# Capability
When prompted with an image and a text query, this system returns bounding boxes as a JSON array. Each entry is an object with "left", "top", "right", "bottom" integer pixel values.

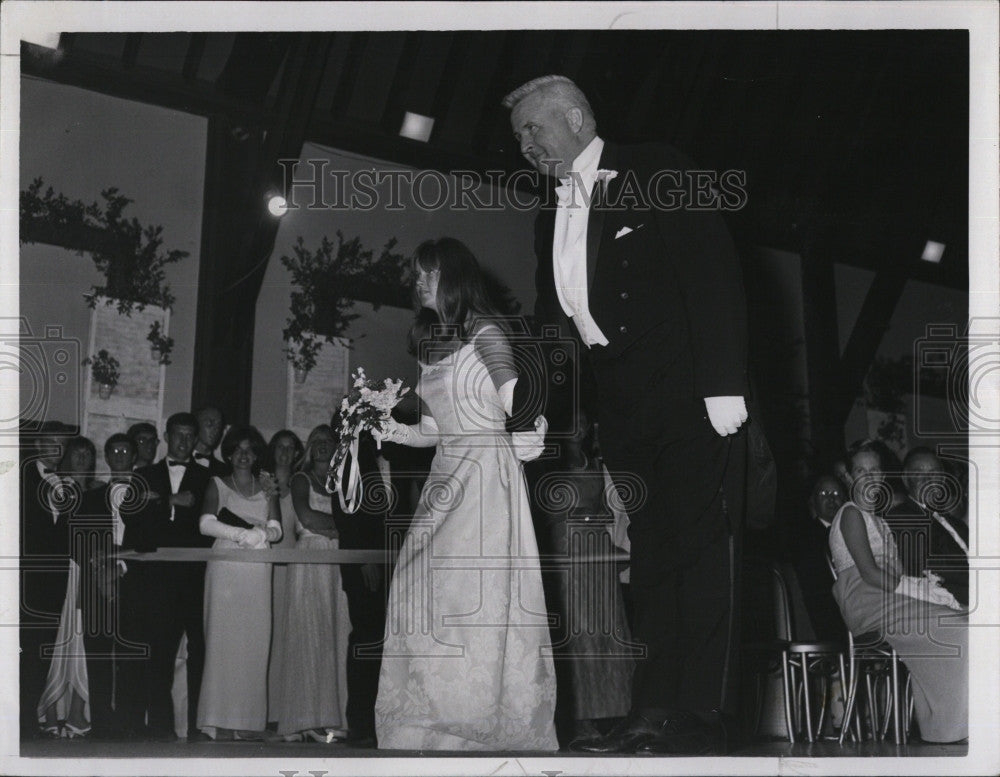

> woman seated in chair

[{"left": 829, "top": 440, "right": 967, "bottom": 743}]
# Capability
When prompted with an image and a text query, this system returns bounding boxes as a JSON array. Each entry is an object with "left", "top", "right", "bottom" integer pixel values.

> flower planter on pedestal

[
  {"left": 98, "top": 383, "right": 113, "bottom": 400},
  {"left": 151, "top": 347, "right": 162, "bottom": 362},
  {"left": 294, "top": 368, "right": 308, "bottom": 384}
]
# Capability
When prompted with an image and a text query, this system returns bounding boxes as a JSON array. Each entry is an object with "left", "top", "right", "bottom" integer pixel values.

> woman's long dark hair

[{"left": 407, "top": 237, "right": 504, "bottom": 359}]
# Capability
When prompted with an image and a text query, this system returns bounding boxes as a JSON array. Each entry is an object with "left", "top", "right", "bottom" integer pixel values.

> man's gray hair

[{"left": 501, "top": 74, "right": 594, "bottom": 117}]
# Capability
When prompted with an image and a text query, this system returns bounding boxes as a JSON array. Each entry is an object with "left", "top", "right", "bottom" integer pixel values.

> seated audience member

[
  {"left": 20, "top": 421, "right": 72, "bottom": 739},
  {"left": 193, "top": 404, "right": 228, "bottom": 476},
  {"left": 886, "top": 447, "right": 969, "bottom": 607},
  {"left": 127, "top": 422, "right": 160, "bottom": 470},
  {"left": 791, "top": 474, "right": 847, "bottom": 641},
  {"left": 829, "top": 440, "right": 967, "bottom": 744}
]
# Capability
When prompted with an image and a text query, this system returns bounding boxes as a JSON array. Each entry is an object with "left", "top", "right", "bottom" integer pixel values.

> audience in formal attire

[
  {"left": 886, "top": 447, "right": 970, "bottom": 607},
  {"left": 262, "top": 429, "right": 305, "bottom": 729},
  {"left": 21, "top": 396, "right": 972, "bottom": 752},
  {"left": 273, "top": 425, "right": 352, "bottom": 742},
  {"left": 193, "top": 404, "right": 228, "bottom": 477},
  {"left": 828, "top": 440, "right": 967, "bottom": 743},
  {"left": 37, "top": 434, "right": 99, "bottom": 738},
  {"left": 69, "top": 434, "right": 140, "bottom": 739},
  {"left": 197, "top": 425, "right": 282, "bottom": 740},
  {"left": 791, "top": 474, "right": 847, "bottom": 642},
  {"left": 131, "top": 413, "right": 212, "bottom": 741},
  {"left": 127, "top": 422, "right": 160, "bottom": 470},
  {"left": 20, "top": 422, "right": 72, "bottom": 739},
  {"left": 331, "top": 433, "right": 388, "bottom": 747}
]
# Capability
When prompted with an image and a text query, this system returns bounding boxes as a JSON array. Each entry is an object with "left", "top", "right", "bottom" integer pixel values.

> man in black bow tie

[
  {"left": 887, "top": 447, "right": 970, "bottom": 607},
  {"left": 192, "top": 404, "right": 227, "bottom": 477},
  {"left": 73, "top": 433, "right": 148, "bottom": 738},
  {"left": 131, "top": 412, "right": 211, "bottom": 740},
  {"left": 504, "top": 75, "right": 749, "bottom": 755}
]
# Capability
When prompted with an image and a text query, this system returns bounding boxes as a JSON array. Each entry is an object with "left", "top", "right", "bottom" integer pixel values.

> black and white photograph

[{"left": 1, "top": 2, "right": 998, "bottom": 775}]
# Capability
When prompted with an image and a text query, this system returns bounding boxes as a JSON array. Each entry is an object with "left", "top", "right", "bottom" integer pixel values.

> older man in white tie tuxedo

[{"left": 504, "top": 75, "right": 750, "bottom": 755}]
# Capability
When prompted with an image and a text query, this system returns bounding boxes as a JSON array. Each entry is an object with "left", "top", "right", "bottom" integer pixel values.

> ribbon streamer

[{"left": 327, "top": 434, "right": 363, "bottom": 514}]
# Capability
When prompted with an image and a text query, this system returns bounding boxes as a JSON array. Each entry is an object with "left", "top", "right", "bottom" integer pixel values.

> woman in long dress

[
  {"left": 263, "top": 429, "right": 304, "bottom": 729},
  {"left": 197, "top": 426, "right": 282, "bottom": 740},
  {"left": 272, "top": 425, "right": 352, "bottom": 741},
  {"left": 374, "top": 237, "right": 558, "bottom": 751},
  {"left": 37, "top": 435, "right": 100, "bottom": 739},
  {"left": 829, "top": 439, "right": 967, "bottom": 743}
]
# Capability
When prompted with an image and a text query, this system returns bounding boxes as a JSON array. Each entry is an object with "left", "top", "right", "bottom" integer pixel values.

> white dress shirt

[
  {"left": 553, "top": 135, "right": 610, "bottom": 347},
  {"left": 167, "top": 459, "right": 189, "bottom": 521}
]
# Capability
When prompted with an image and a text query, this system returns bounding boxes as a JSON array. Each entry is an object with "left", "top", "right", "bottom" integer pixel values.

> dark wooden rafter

[
  {"left": 181, "top": 33, "right": 207, "bottom": 81},
  {"left": 191, "top": 32, "right": 334, "bottom": 420},
  {"left": 833, "top": 266, "right": 908, "bottom": 430}
]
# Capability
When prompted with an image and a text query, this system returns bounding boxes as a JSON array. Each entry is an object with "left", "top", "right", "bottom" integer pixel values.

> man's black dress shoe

[
  {"left": 570, "top": 713, "right": 666, "bottom": 754},
  {"left": 635, "top": 712, "right": 728, "bottom": 755}
]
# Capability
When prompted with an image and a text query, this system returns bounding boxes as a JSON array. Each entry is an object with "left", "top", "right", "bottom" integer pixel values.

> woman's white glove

[
  {"left": 373, "top": 416, "right": 439, "bottom": 448},
  {"left": 894, "top": 574, "right": 963, "bottom": 610},
  {"left": 512, "top": 415, "right": 548, "bottom": 462},
  {"left": 374, "top": 418, "right": 414, "bottom": 446},
  {"left": 238, "top": 526, "right": 268, "bottom": 549}
]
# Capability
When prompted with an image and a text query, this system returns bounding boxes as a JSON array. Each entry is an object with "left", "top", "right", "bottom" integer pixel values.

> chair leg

[
  {"left": 865, "top": 672, "right": 880, "bottom": 741},
  {"left": 839, "top": 654, "right": 860, "bottom": 745},
  {"left": 890, "top": 652, "right": 902, "bottom": 744},
  {"left": 800, "top": 655, "right": 815, "bottom": 743},
  {"left": 815, "top": 672, "right": 829, "bottom": 739},
  {"left": 781, "top": 650, "right": 796, "bottom": 744}
]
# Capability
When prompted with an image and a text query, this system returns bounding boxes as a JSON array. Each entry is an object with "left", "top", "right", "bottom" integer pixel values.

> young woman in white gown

[
  {"left": 374, "top": 237, "right": 558, "bottom": 751},
  {"left": 197, "top": 426, "right": 282, "bottom": 740}
]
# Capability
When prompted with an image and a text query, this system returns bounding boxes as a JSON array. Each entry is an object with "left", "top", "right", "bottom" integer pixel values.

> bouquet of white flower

[{"left": 326, "top": 368, "right": 409, "bottom": 513}]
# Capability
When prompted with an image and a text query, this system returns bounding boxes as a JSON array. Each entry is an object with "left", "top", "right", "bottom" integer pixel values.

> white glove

[
  {"left": 704, "top": 395, "right": 747, "bottom": 436},
  {"left": 373, "top": 416, "right": 438, "bottom": 448},
  {"left": 512, "top": 415, "right": 548, "bottom": 462},
  {"left": 374, "top": 418, "right": 414, "bottom": 446},
  {"left": 238, "top": 526, "right": 268, "bottom": 549},
  {"left": 894, "top": 574, "right": 963, "bottom": 610}
]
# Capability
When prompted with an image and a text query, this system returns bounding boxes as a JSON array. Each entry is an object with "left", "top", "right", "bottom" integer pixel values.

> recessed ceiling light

[
  {"left": 400, "top": 112, "right": 434, "bottom": 143},
  {"left": 921, "top": 240, "right": 945, "bottom": 263}
]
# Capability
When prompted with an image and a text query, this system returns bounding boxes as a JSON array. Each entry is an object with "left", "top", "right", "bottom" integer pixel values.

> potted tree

[{"left": 84, "top": 350, "right": 121, "bottom": 399}]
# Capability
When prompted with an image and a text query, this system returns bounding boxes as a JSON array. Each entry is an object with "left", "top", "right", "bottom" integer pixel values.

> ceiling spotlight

[
  {"left": 267, "top": 195, "right": 288, "bottom": 217},
  {"left": 399, "top": 111, "right": 435, "bottom": 143},
  {"left": 921, "top": 240, "right": 945, "bottom": 263}
]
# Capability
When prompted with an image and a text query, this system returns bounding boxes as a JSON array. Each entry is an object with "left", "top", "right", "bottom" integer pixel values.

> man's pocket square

[{"left": 615, "top": 224, "right": 643, "bottom": 239}]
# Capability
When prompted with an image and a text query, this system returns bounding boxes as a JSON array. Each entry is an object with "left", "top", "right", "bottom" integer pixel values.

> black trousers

[
  {"left": 109, "top": 564, "right": 153, "bottom": 734},
  {"left": 591, "top": 356, "right": 745, "bottom": 718},
  {"left": 144, "top": 561, "right": 206, "bottom": 734},
  {"left": 340, "top": 564, "right": 386, "bottom": 739}
]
